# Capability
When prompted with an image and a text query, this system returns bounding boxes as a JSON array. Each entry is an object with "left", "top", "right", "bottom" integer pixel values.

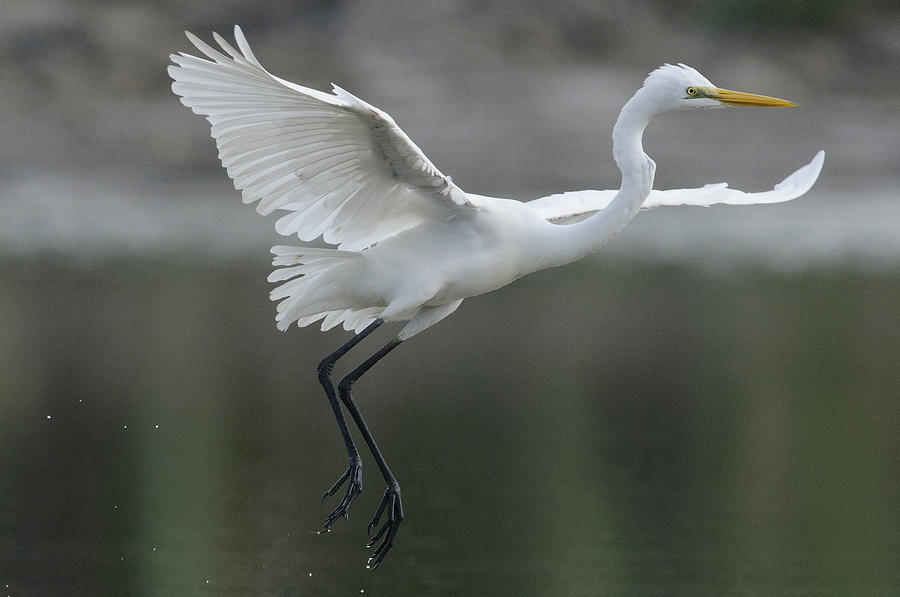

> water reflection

[{"left": 1, "top": 257, "right": 899, "bottom": 595}]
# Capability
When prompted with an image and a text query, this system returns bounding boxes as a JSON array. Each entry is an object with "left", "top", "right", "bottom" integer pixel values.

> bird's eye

[{"left": 686, "top": 86, "right": 698, "bottom": 97}]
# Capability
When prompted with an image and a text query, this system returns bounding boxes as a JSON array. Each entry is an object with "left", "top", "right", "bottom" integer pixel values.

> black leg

[
  {"left": 337, "top": 338, "right": 403, "bottom": 569},
  {"left": 316, "top": 318, "right": 383, "bottom": 530}
]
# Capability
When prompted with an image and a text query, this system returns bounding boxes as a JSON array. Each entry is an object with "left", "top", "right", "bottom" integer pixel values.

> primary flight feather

[{"left": 169, "top": 26, "right": 824, "bottom": 568}]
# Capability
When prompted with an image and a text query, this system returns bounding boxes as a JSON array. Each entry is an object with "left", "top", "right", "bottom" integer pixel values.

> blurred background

[{"left": 2, "top": 0, "right": 899, "bottom": 594}]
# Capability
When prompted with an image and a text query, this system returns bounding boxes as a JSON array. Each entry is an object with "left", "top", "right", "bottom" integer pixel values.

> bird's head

[{"left": 634, "top": 63, "right": 795, "bottom": 118}]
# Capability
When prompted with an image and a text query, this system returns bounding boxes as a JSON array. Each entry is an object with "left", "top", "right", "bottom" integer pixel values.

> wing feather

[
  {"left": 169, "top": 26, "right": 476, "bottom": 250},
  {"left": 527, "top": 150, "right": 824, "bottom": 224}
]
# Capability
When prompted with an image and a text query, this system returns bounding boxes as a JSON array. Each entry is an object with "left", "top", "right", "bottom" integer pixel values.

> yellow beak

[{"left": 711, "top": 88, "right": 796, "bottom": 107}]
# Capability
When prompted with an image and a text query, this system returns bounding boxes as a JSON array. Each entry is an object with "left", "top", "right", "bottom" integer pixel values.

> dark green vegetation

[{"left": 2, "top": 256, "right": 898, "bottom": 595}]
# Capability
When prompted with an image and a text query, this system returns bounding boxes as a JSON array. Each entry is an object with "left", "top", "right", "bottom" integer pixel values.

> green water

[{"left": 1, "top": 256, "right": 899, "bottom": 595}]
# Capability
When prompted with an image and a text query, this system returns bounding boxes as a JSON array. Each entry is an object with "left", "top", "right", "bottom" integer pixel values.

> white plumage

[
  {"left": 528, "top": 150, "right": 824, "bottom": 223},
  {"left": 169, "top": 28, "right": 823, "bottom": 339},
  {"left": 169, "top": 27, "right": 825, "bottom": 570},
  {"left": 170, "top": 30, "right": 471, "bottom": 251}
]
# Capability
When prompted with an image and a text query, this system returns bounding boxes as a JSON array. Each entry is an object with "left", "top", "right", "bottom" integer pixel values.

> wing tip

[
  {"left": 184, "top": 29, "right": 201, "bottom": 45},
  {"left": 808, "top": 149, "right": 826, "bottom": 185},
  {"left": 774, "top": 149, "right": 826, "bottom": 193},
  {"left": 812, "top": 149, "right": 826, "bottom": 170}
]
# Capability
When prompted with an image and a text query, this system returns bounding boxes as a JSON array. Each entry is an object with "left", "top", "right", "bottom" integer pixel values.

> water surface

[{"left": 1, "top": 257, "right": 899, "bottom": 595}]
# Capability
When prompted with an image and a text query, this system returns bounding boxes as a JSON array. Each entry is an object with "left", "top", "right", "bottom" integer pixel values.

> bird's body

[
  {"left": 169, "top": 26, "right": 824, "bottom": 568},
  {"left": 273, "top": 188, "right": 648, "bottom": 336}
]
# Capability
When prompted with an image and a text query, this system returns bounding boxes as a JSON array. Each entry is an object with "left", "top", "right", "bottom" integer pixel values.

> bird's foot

[
  {"left": 320, "top": 457, "right": 363, "bottom": 531},
  {"left": 365, "top": 486, "right": 403, "bottom": 569}
]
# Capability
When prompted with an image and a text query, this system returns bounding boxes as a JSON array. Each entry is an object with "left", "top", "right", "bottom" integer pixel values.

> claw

[
  {"left": 319, "top": 459, "right": 363, "bottom": 530},
  {"left": 366, "top": 492, "right": 389, "bottom": 537},
  {"left": 364, "top": 488, "right": 403, "bottom": 569},
  {"left": 321, "top": 466, "right": 352, "bottom": 502}
]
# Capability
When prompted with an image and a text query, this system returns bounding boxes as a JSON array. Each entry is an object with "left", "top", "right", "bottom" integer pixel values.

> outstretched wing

[
  {"left": 527, "top": 150, "right": 825, "bottom": 224},
  {"left": 168, "top": 26, "right": 476, "bottom": 250}
]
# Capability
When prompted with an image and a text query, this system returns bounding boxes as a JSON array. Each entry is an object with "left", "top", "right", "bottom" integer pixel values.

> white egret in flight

[{"left": 169, "top": 26, "right": 824, "bottom": 568}]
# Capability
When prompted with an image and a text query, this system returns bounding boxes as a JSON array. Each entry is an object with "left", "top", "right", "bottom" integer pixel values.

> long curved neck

[{"left": 544, "top": 95, "right": 656, "bottom": 266}]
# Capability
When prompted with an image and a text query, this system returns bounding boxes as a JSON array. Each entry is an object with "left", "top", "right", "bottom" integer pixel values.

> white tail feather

[{"left": 267, "top": 245, "right": 380, "bottom": 332}]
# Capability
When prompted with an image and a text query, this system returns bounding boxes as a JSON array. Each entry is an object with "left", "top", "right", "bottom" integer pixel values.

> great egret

[{"left": 169, "top": 26, "right": 824, "bottom": 568}]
